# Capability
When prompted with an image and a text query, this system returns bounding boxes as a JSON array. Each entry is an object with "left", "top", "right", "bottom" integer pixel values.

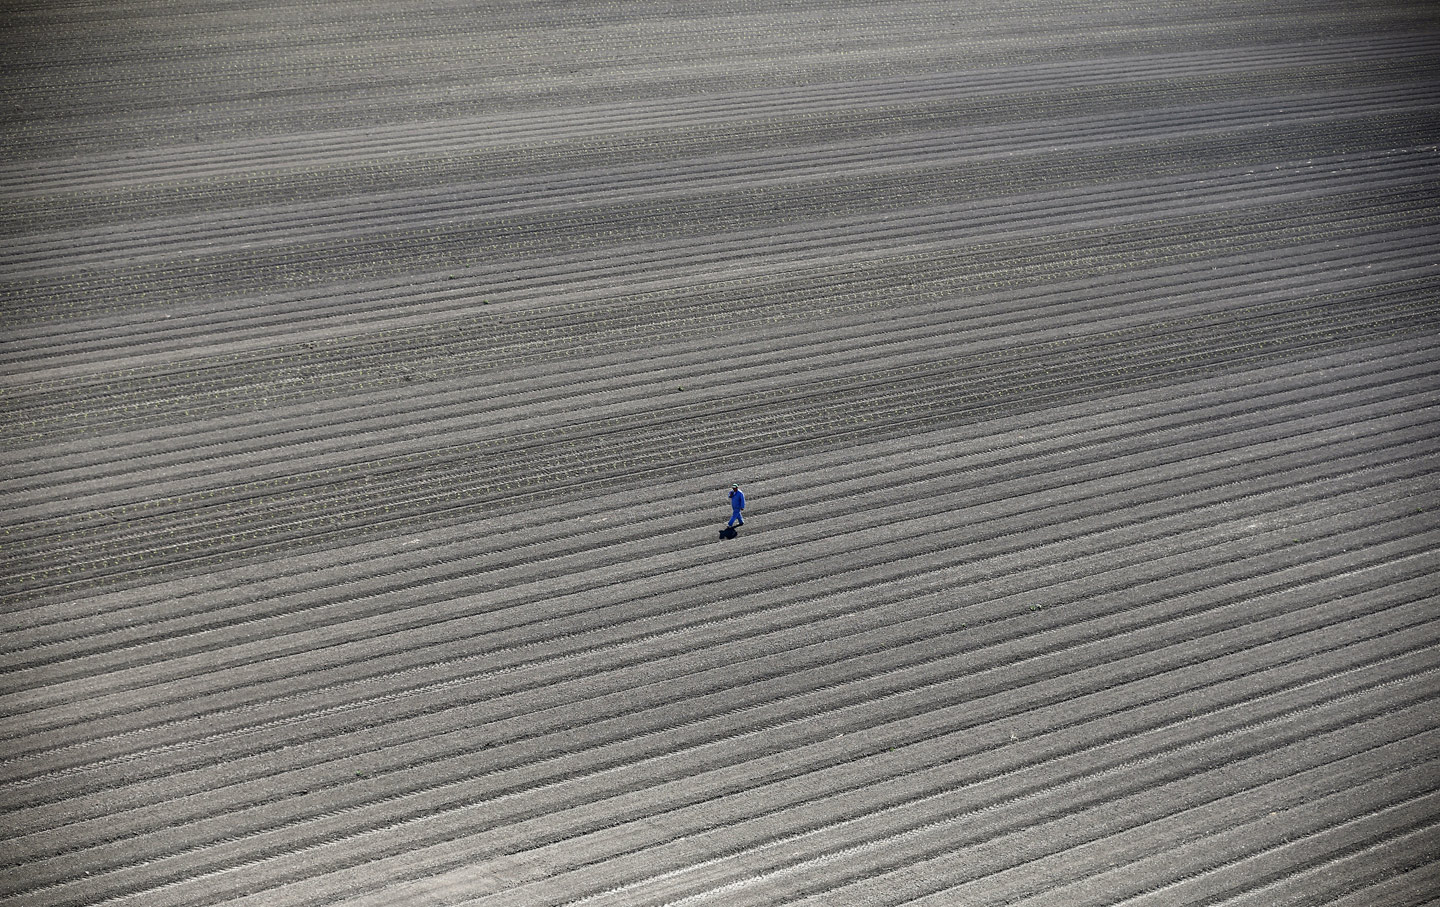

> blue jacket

[{"left": 730, "top": 488, "right": 746, "bottom": 510}]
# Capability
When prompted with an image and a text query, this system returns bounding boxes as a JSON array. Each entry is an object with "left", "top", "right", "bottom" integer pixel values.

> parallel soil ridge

[{"left": 2, "top": 2, "right": 1438, "bottom": 906}]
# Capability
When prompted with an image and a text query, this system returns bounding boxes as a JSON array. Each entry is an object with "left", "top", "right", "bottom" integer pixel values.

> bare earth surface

[{"left": 2, "top": 1, "right": 1439, "bottom": 905}]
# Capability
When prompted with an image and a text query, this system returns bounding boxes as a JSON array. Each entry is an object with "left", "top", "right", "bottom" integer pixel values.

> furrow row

[
  {"left": 5, "top": 113, "right": 1437, "bottom": 324},
  {"left": 7, "top": 34, "right": 1428, "bottom": 187},
  {"left": 7, "top": 267, "right": 1429, "bottom": 531},
  {"left": 5, "top": 299, "right": 1432, "bottom": 595},
  {"left": 5, "top": 242, "right": 1433, "bottom": 500},
  {"left": 4, "top": 377, "right": 1430, "bottom": 746},
  {"left": 8, "top": 4, "right": 1434, "bottom": 163},
  {"left": 4, "top": 340, "right": 1427, "bottom": 690},
  {"left": 5, "top": 143, "right": 1436, "bottom": 383},
  {"left": 4, "top": 326, "right": 1430, "bottom": 607},
  {"left": 6, "top": 75, "right": 1435, "bottom": 248},
  {"left": 5, "top": 420, "right": 1432, "bottom": 792},
  {"left": 26, "top": 591, "right": 1436, "bottom": 907},
  {"left": 4, "top": 186, "right": 1435, "bottom": 451}
]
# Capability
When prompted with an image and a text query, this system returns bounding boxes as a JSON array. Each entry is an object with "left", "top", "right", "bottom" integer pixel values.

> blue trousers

[{"left": 728, "top": 509, "right": 744, "bottom": 527}]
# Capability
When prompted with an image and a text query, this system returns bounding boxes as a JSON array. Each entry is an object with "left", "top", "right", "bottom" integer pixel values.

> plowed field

[{"left": 3, "top": 1, "right": 1438, "bottom": 905}]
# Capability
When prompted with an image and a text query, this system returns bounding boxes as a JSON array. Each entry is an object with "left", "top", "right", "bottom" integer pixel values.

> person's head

[{"left": 732, "top": 484, "right": 739, "bottom": 490}]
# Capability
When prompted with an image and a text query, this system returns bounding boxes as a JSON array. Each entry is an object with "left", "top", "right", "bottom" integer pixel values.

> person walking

[{"left": 727, "top": 483, "right": 746, "bottom": 528}]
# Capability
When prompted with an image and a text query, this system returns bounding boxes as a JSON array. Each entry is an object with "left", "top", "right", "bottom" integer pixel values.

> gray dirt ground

[{"left": 2, "top": 1, "right": 1439, "bottom": 905}]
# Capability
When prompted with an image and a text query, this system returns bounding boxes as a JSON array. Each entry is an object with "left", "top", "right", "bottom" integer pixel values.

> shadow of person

[{"left": 718, "top": 526, "right": 738, "bottom": 539}]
